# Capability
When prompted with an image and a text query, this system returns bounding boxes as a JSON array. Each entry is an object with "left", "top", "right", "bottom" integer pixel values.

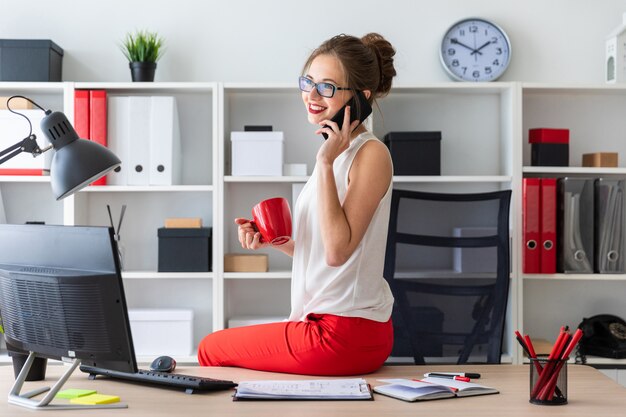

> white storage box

[
  {"left": 228, "top": 316, "right": 286, "bottom": 328},
  {"left": 128, "top": 309, "right": 193, "bottom": 356},
  {"left": 231, "top": 131, "right": 284, "bottom": 176}
]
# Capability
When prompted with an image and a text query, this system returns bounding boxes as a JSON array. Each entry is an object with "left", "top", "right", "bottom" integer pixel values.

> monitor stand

[{"left": 8, "top": 351, "right": 128, "bottom": 410}]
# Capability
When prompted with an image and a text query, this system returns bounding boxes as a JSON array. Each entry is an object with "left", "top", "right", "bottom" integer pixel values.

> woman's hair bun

[{"left": 361, "top": 33, "right": 396, "bottom": 97}]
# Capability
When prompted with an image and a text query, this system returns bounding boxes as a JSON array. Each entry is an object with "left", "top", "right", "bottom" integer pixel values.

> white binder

[
  {"left": 127, "top": 96, "right": 152, "bottom": 185},
  {"left": 149, "top": 97, "right": 181, "bottom": 185},
  {"left": 0, "top": 188, "right": 6, "bottom": 223},
  {"left": 0, "top": 109, "right": 46, "bottom": 172},
  {"left": 106, "top": 96, "right": 131, "bottom": 186}
]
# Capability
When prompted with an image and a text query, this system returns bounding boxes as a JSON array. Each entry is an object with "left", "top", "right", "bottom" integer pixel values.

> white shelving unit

[
  {"left": 3, "top": 81, "right": 626, "bottom": 370},
  {"left": 520, "top": 83, "right": 626, "bottom": 369}
]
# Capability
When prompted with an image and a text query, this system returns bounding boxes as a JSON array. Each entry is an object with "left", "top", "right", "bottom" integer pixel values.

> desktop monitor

[{"left": 0, "top": 224, "right": 136, "bottom": 409}]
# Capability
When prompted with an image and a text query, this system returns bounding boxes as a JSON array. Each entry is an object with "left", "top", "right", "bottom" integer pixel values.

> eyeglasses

[{"left": 298, "top": 76, "right": 351, "bottom": 98}]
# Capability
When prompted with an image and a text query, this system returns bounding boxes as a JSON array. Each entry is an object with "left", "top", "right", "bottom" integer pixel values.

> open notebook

[{"left": 374, "top": 377, "right": 499, "bottom": 402}]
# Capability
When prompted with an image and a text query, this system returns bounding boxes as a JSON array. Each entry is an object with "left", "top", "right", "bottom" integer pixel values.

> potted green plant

[{"left": 120, "top": 30, "right": 165, "bottom": 82}]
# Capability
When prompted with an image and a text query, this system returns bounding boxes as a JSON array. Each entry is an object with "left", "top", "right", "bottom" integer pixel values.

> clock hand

[
  {"left": 450, "top": 38, "right": 481, "bottom": 54},
  {"left": 471, "top": 41, "right": 492, "bottom": 55}
]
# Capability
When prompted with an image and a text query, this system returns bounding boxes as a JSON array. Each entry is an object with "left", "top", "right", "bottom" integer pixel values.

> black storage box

[
  {"left": 0, "top": 39, "right": 63, "bottom": 81},
  {"left": 383, "top": 131, "right": 441, "bottom": 175},
  {"left": 158, "top": 227, "right": 212, "bottom": 272},
  {"left": 531, "top": 143, "right": 569, "bottom": 167}
]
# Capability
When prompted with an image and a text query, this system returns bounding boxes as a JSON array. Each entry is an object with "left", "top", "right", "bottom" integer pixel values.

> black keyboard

[{"left": 80, "top": 365, "right": 237, "bottom": 394}]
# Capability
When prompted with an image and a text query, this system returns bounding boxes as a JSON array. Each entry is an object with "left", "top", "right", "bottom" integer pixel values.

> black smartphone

[{"left": 322, "top": 91, "right": 372, "bottom": 139}]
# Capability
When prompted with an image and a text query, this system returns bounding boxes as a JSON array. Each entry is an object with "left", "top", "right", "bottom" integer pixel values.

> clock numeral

[
  {"left": 491, "top": 37, "right": 498, "bottom": 44},
  {"left": 459, "top": 29, "right": 465, "bottom": 36},
  {"left": 451, "top": 59, "right": 460, "bottom": 67},
  {"left": 493, "top": 59, "right": 500, "bottom": 66},
  {"left": 447, "top": 48, "right": 456, "bottom": 56},
  {"left": 472, "top": 70, "right": 480, "bottom": 78},
  {"left": 484, "top": 29, "right": 489, "bottom": 36},
  {"left": 461, "top": 67, "right": 468, "bottom": 75},
  {"left": 496, "top": 48, "right": 503, "bottom": 55},
  {"left": 485, "top": 67, "right": 492, "bottom": 75},
  {"left": 469, "top": 25, "right": 478, "bottom": 33}
]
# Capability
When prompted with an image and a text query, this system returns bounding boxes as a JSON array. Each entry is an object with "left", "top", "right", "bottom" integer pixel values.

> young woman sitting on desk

[{"left": 198, "top": 33, "right": 397, "bottom": 376}]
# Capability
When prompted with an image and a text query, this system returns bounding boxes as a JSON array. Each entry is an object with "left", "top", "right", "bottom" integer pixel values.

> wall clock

[{"left": 440, "top": 17, "right": 512, "bottom": 82}]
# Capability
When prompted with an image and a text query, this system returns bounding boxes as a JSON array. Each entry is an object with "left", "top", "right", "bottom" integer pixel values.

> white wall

[{"left": 1, "top": 0, "right": 626, "bottom": 84}]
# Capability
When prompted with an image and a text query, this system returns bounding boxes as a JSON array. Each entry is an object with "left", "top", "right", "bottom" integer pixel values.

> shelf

[
  {"left": 394, "top": 269, "right": 497, "bottom": 279},
  {"left": 122, "top": 271, "right": 213, "bottom": 280},
  {"left": 523, "top": 273, "right": 626, "bottom": 281},
  {"left": 392, "top": 82, "right": 514, "bottom": 94},
  {"left": 225, "top": 176, "right": 309, "bottom": 183},
  {"left": 74, "top": 82, "right": 217, "bottom": 93},
  {"left": 0, "top": 82, "right": 66, "bottom": 92},
  {"left": 81, "top": 185, "right": 214, "bottom": 193},
  {"left": 392, "top": 175, "right": 512, "bottom": 183},
  {"left": 522, "top": 83, "right": 626, "bottom": 95},
  {"left": 224, "top": 271, "right": 291, "bottom": 279},
  {"left": 523, "top": 167, "right": 626, "bottom": 175},
  {"left": 0, "top": 176, "right": 50, "bottom": 183}
]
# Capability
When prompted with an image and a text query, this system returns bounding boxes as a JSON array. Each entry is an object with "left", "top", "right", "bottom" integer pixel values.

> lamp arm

[{"left": 0, "top": 135, "right": 48, "bottom": 166}]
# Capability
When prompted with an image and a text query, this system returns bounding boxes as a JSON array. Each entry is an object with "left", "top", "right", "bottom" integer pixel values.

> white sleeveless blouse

[{"left": 288, "top": 132, "right": 394, "bottom": 323}]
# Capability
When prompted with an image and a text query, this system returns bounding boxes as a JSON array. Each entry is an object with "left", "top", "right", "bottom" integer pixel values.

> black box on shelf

[
  {"left": 0, "top": 39, "right": 63, "bottom": 82},
  {"left": 531, "top": 143, "right": 569, "bottom": 167},
  {"left": 383, "top": 131, "right": 441, "bottom": 175},
  {"left": 158, "top": 227, "right": 212, "bottom": 272}
]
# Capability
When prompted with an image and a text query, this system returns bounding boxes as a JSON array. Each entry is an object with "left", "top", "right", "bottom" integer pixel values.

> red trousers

[{"left": 197, "top": 313, "right": 393, "bottom": 376}]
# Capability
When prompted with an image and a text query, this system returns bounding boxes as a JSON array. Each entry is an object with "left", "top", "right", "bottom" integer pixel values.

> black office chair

[{"left": 384, "top": 189, "right": 511, "bottom": 365}]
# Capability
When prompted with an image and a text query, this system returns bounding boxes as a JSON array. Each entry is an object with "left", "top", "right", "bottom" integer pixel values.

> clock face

[{"left": 440, "top": 18, "right": 511, "bottom": 82}]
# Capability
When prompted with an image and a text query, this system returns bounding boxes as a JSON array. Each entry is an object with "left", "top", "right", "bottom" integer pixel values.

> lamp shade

[{"left": 41, "top": 111, "right": 121, "bottom": 200}]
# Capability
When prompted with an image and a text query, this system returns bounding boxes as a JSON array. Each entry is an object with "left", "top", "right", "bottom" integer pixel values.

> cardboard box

[
  {"left": 231, "top": 131, "right": 284, "bottom": 176},
  {"left": 582, "top": 152, "right": 618, "bottom": 167},
  {"left": 383, "top": 131, "right": 441, "bottom": 175},
  {"left": 128, "top": 309, "right": 193, "bottom": 356},
  {"left": 224, "top": 253, "right": 268, "bottom": 272},
  {"left": 0, "top": 39, "right": 63, "bottom": 81},
  {"left": 158, "top": 227, "right": 211, "bottom": 272},
  {"left": 228, "top": 316, "right": 286, "bottom": 328},
  {"left": 164, "top": 217, "right": 203, "bottom": 228}
]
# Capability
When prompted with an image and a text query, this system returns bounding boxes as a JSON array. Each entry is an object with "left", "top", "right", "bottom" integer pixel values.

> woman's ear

[{"left": 363, "top": 90, "right": 372, "bottom": 100}]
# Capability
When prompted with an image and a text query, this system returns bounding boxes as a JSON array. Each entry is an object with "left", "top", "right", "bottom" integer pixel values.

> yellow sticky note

[
  {"left": 70, "top": 394, "right": 120, "bottom": 405},
  {"left": 56, "top": 389, "right": 97, "bottom": 399}
]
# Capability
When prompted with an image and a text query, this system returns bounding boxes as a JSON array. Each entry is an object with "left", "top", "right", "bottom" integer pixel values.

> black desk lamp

[{"left": 0, "top": 96, "right": 121, "bottom": 200}]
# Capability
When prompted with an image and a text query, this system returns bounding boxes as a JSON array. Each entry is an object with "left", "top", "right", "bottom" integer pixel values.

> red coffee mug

[{"left": 251, "top": 197, "right": 292, "bottom": 245}]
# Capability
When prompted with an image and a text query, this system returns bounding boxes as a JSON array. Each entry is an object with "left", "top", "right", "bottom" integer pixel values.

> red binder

[
  {"left": 540, "top": 178, "right": 557, "bottom": 273},
  {"left": 523, "top": 178, "right": 541, "bottom": 273},
  {"left": 74, "top": 90, "right": 90, "bottom": 140},
  {"left": 89, "top": 90, "right": 108, "bottom": 185}
]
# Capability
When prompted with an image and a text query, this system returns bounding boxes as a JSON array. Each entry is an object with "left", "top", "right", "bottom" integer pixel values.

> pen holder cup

[{"left": 529, "top": 358, "right": 568, "bottom": 405}]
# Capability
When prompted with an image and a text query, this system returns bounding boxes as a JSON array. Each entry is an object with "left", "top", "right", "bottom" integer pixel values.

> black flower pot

[
  {"left": 10, "top": 352, "right": 47, "bottom": 381},
  {"left": 129, "top": 61, "right": 157, "bottom": 82}
]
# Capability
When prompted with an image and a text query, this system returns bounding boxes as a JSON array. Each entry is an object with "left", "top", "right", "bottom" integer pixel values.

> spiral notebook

[{"left": 233, "top": 378, "right": 373, "bottom": 401}]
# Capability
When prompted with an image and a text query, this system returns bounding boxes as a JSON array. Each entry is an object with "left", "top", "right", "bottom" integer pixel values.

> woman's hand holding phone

[{"left": 316, "top": 106, "right": 360, "bottom": 165}]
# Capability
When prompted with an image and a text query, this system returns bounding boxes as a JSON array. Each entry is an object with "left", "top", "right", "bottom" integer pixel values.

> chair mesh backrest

[{"left": 384, "top": 189, "right": 512, "bottom": 364}]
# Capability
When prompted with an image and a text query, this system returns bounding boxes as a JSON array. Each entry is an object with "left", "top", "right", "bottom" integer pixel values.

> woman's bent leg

[{"left": 197, "top": 314, "right": 393, "bottom": 376}]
